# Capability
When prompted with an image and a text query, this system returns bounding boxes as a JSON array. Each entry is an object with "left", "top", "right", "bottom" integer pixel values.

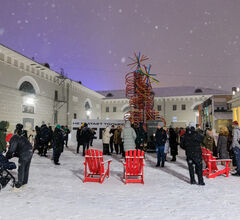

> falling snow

[
  {"left": 121, "top": 57, "right": 126, "bottom": 63},
  {"left": 0, "top": 0, "right": 240, "bottom": 91},
  {"left": 0, "top": 28, "right": 5, "bottom": 36}
]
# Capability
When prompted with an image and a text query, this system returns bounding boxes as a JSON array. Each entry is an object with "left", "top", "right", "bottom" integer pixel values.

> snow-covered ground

[{"left": 1, "top": 142, "right": 240, "bottom": 220}]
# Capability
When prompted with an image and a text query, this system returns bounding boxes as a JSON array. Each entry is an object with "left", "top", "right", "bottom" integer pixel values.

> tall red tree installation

[{"left": 125, "top": 52, "right": 164, "bottom": 127}]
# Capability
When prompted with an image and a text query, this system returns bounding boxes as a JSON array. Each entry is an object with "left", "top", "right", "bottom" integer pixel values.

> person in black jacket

[
  {"left": 81, "top": 123, "right": 92, "bottom": 156},
  {"left": 39, "top": 124, "right": 50, "bottom": 157},
  {"left": 181, "top": 123, "right": 205, "bottom": 185},
  {"left": 169, "top": 128, "right": 178, "bottom": 161},
  {"left": 155, "top": 123, "right": 167, "bottom": 167},
  {"left": 76, "top": 125, "right": 84, "bottom": 154},
  {"left": 136, "top": 122, "right": 147, "bottom": 151},
  {"left": 109, "top": 125, "right": 115, "bottom": 153},
  {"left": 6, "top": 123, "right": 33, "bottom": 188},
  {"left": 33, "top": 126, "right": 40, "bottom": 153},
  {"left": 52, "top": 125, "right": 64, "bottom": 165}
]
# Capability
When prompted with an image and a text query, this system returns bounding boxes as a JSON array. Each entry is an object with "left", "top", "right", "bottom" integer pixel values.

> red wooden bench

[
  {"left": 83, "top": 149, "right": 112, "bottom": 184},
  {"left": 201, "top": 147, "right": 231, "bottom": 178},
  {"left": 122, "top": 150, "right": 145, "bottom": 184}
]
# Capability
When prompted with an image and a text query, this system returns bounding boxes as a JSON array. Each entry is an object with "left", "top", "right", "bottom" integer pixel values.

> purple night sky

[{"left": 0, "top": 0, "right": 240, "bottom": 91}]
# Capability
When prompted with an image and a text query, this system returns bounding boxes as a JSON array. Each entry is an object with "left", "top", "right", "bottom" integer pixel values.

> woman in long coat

[
  {"left": 102, "top": 127, "right": 112, "bottom": 155},
  {"left": 121, "top": 121, "right": 136, "bottom": 155},
  {"left": 217, "top": 126, "right": 230, "bottom": 159}
]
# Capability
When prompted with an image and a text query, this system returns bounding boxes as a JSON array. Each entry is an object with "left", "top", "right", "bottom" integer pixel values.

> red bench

[
  {"left": 122, "top": 150, "right": 145, "bottom": 184},
  {"left": 83, "top": 149, "right": 112, "bottom": 184},
  {"left": 201, "top": 147, "right": 231, "bottom": 178}
]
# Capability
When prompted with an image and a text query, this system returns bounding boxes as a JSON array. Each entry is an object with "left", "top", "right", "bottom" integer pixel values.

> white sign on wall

[{"left": 71, "top": 119, "right": 124, "bottom": 142}]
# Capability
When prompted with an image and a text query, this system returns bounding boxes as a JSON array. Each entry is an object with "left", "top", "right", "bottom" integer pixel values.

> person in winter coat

[
  {"left": 48, "top": 126, "right": 53, "bottom": 148},
  {"left": 81, "top": 123, "right": 92, "bottom": 156},
  {"left": 155, "top": 123, "right": 167, "bottom": 167},
  {"left": 135, "top": 122, "right": 146, "bottom": 151},
  {"left": 231, "top": 121, "right": 240, "bottom": 176},
  {"left": 169, "top": 128, "right": 178, "bottom": 161},
  {"left": 163, "top": 127, "right": 169, "bottom": 161},
  {"left": 6, "top": 123, "right": 33, "bottom": 188},
  {"left": 109, "top": 125, "right": 115, "bottom": 153},
  {"left": 64, "top": 126, "right": 71, "bottom": 148},
  {"left": 121, "top": 121, "right": 136, "bottom": 155},
  {"left": 52, "top": 125, "right": 64, "bottom": 165},
  {"left": 203, "top": 129, "right": 217, "bottom": 156},
  {"left": 89, "top": 128, "right": 96, "bottom": 147},
  {"left": 76, "top": 124, "right": 84, "bottom": 154},
  {"left": 102, "top": 126, "right": 112, "bottom": 155},
  {"left": 33, "top": 126, "right": 41, "bottom": 154},
  {"left": 181, "top": 123, "right": 205, "bottom": 185},
  {"left": 217, "top": 126, "right": 230, "bottom": 159},
  {"left": 113, "top": 126, "right": 122, "bottom": 154},
  {"left": 0, "top": 121, "right": 9, "bottom": 154},
  {"left": 39, "top": 124, "right": 51, "bottom": 157}
]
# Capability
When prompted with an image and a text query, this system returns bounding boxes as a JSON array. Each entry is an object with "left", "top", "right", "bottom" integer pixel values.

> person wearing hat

[
  {"left": 155, "top": 122, "right": 167, "bottom": 167},
  {"left": 0, "top": 121, "right": 9, "bottom": 154},
  {"left": 232, "top": 121, "right": 240, "bottom": 176},
  {"left": 81, "top": 123, "right": 92, "bottom": 156},
  {"left": 181, "top": 123, "right": 205, "bottom": 185},
  {"left": 76, "top": 124, "right": 84, "bottom": 154},
  {"left": 6, "top": 123, "right": 33, "bottom": 188},
  {"left": 52, "top": 125, "right": 64, "bottom": 165}
]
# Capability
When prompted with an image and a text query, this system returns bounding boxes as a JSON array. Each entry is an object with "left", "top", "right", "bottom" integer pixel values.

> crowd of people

[
  {"left": 1, "top": 119, "right": 240, "bottom": 189},
  {"left": 0, "top": 122, "right": 71, "bottom": 189}
]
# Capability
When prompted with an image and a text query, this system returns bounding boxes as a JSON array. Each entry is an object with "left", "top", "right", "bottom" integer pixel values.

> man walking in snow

[{"left": 181, "top": 122, "right": 205, "bottom": 185}]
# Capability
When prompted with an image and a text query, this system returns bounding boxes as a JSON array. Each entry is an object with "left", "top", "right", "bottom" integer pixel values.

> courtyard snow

[{"left": 1, "top": 144, "right": 240, "bottom": 220}]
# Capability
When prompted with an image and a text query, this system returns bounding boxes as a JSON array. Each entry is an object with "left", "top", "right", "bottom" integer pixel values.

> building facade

[
  {"left": 229, "top": 87, "right": 240, "bottom": 124},
  {"left": 99, "top": 88, "right": 231, "bottom": 128},
  {"left": 0, "top": 44, "right": 103, "bottom": 131},
  {"left": 0, "top": 44, "right": 231, "bottom": 131}
]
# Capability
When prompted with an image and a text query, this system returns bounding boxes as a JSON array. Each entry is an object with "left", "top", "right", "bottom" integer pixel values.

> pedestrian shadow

[
  {"left": 111, "top": 154, "right": 124, "bottom": 163},
  {"left": 145, "top": 154, "right": 190, "bottom": 184},
  {"left": 71, "top": 168, "right": 85, "bottom": 183},
  {"left": 110, "top": 154, "right": 125, "bottom": 183}
]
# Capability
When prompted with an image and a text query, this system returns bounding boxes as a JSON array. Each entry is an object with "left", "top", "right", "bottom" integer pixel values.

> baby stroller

[{"left": 0, "top": 153, "right": 16, "bottom": 191}]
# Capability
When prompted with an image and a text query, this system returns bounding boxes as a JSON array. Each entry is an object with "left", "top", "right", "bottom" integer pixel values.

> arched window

[
  {"left": 122, "top": 106, "right": 130, "bottom": 113},
  {"left": 19, "top": 81, "right": 36, "bottom": 94},
  {"left": 85, "top": 101, "right": 91, "bottom": 111}
]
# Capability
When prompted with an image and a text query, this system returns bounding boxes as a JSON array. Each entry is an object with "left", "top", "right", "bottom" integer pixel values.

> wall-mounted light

[
  {"left": 232, "top": 87, "right": 237, "bottom": 95},
  {"left": 23, "top": 95, "right": 36, "bottom": 105},
  {"left": 237, "top": 87, "right": 240, "bottom": 92},
  {"left": 86, "top": 110, "right": 91, "bottom": 116},
  {"left": 26, "top": 97, "right": 34, "bottom": 105}
]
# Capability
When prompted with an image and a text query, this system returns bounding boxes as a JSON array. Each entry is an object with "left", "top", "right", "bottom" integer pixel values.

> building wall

[
  {"left": 101, "top": 95, "right": 209, "bottom": 127},
  {"left": 0, "top": 46, "right": 103, "bottom": 131}
]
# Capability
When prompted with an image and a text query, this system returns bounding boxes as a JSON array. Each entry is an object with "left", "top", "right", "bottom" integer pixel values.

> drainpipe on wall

[
  {"left": 163, "top": 98, "right": 166, "bottom": 120},
  {"left": 66, "top": 82, "right": 70, "bottom": 126}
]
